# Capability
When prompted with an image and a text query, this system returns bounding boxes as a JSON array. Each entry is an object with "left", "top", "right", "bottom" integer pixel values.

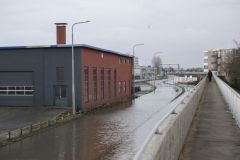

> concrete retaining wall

[{"left": 139, "top": 78, "right": 206, "bottom": 160}]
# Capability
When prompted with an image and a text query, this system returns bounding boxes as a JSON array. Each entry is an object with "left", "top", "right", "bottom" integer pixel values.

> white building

[
  {"left": 203, "top": 51, "right": 208, "bottom": 73},
  {"left": 203, "top": 48, "right": 237, "bottom": 76},
  {"left": 134, "top": 57, "right": 155, "bottom": 80}
]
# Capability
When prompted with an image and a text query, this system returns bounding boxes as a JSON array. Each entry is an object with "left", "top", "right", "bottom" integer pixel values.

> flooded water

[{"left": 0, "top": 81, "right": 179, "bottom": 160}]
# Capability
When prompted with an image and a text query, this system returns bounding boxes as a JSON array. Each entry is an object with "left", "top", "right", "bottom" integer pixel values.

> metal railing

[
  {"left": 133, "top": 77, "right": 206, "bottom": 160},
  {"left": 213, "top": 73, "right": 240, "bottom": 127}
]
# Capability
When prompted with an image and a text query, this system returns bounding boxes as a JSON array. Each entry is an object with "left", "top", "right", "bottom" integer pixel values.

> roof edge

[{"left": 0, "top": 44, "right": 133, "bottom": 58}]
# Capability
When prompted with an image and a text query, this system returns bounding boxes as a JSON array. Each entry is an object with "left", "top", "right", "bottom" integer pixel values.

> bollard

[
  {"left": 30, "top": 124, "right": 33, "bottom": 133},
  {"left": 20, "top": 128, "right": 23, "bottom": 136},
  {"left": 155, "top": 128, "right": 162, "bottom": 135},
  {"left": 171, "top": 110, "right": 177, "bottom": 114},
  {"left": 8, "top": 131, "right": 11, "bottom": 140}
]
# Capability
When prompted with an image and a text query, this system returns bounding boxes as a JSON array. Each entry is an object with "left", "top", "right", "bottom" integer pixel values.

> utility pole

[
  {"left": 71, "top": 20, "right": 90, "bottom": 114},
  {"left": 132, "top": 43, "right": 144, "bottom": 98}
]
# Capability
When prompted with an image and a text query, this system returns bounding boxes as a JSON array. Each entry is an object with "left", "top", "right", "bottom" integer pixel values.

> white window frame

[{"left": 0, "top": 86, "right": 34, "bottom": 96}]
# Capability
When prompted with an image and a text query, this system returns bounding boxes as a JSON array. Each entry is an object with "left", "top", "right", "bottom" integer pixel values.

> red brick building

[
  {"left": 54, "top": 23, "right": 133, "bottom": 111},
  {"left": 81, "top": 48, "right": 133, "bottom": 111}
]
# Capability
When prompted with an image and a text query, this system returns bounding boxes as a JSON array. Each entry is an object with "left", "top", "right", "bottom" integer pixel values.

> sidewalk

[
  {"left": 180, "top": 80, "right": 240, "bottom": 160},
  {"left": 0, "top": 107, "right": 68, "bottom": 135}
]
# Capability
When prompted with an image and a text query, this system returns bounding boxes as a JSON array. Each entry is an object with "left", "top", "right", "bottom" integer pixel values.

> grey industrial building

[{"left": 0, "top": 46, "right": 81, "bottom": 107}]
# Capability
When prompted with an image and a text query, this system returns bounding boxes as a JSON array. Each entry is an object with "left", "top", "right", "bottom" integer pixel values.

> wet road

[{"left": 0, "top": 81, "right": 179, "bottom": 160}]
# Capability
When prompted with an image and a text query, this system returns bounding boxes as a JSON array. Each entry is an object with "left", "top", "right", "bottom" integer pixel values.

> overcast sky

[{"left": 1, "top": 0, "right": 240, "bottom": 68}]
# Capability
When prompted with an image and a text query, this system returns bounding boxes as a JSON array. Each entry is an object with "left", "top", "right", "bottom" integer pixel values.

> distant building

[
  {"left": 141, "top": 66, "right": 155, "bottom": 80},
  {"left": 0, "top": 23, "right": 133, "bottom": 111},
  {"left": 134, "top": 57, "right": 155, "bottom": 80},
  {"left": 203, "top": 51, "right": 209, "bottom": 73},
  {"left": 203, "top": 48, "right": 237, "bottom": 76},
  {"left": 134, "top": 56, "right": 139, "bottom": 66},
  {"left": 185, "top": 67, "right": 203, "bottom": 72},
  {"left": 134, "top": 57, "right": 142, "bottom": 79}
]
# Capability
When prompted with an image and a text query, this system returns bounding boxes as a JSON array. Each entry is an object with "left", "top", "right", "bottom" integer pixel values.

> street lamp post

[
  {"left": 132, "top": 43, "right": 144, "bottom": 98},
  {"left": 71, "top": 20, "right": 90, "bottom": 114}
]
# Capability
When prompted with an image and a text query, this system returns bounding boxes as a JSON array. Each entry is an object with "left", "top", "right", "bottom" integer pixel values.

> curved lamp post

[
  {"left": 132, "top": 43, "right": 144, "bottom": 98},
  {"left": 71, "top": 20, "right": 90, "bottom": 114},
  {"left": 133, "top": 43, "right": 144, "bottom": 57}
]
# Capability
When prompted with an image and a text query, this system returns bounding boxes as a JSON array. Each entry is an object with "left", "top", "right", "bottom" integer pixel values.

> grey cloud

[{"left": 0, "top": 0, "right": 240, "bottom": 68}]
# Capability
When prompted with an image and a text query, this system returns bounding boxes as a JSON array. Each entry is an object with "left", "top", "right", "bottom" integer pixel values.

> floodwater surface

[{"left": 0, "top": 81, "right": 179, "bottom": 160}]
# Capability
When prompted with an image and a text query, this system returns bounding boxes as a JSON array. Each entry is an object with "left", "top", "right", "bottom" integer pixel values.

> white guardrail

[
  {"left": 134, "top": 77, "right": 206, "bottom": 160},
  {"left": 213, "top": 73, "right": 240, "bottom": 127}
]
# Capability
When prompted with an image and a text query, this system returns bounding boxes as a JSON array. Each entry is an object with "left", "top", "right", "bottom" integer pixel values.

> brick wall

[{"left": 81, "top": 48, "right": 133, "bottom": 111}]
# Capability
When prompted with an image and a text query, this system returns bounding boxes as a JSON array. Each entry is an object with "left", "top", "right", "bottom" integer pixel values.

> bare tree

[
  {"left": 233, "top": 39, "right": 240, "bottom": 49},
  {"left": 152, "top": 56, "right": 162, "bottom": 75},
  {"left": 224, "top": 49, "right": 240, "bottom": 90}
]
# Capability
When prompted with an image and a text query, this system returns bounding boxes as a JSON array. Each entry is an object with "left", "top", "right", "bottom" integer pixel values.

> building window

[
  {"left": 118, "top": 82, "right": 121, "bottom": 94},
  {"left": 114, "top": 69, "right": 117, "bottom": 97},
  {"left": 124, "top": 59, "right": 127, "bottom": 64},
  {"left": 118, "top": 81, "right": 122, "bottom": 94},
  {"left": 108, "top": 68, "right": 111, "bottom": 98},
  {"left": 93, "top": 67, "right": 97, "bottom": 101},
  {"left": 0, "top": 86, "right": 34, "bottom": 96},
  {"left": 129, "top": 80, "right": 131, "bottom": 93},
  {"left": 211, "top": 54, "right": 217, "bottom": 58},
  {"left": 84, "top": 67, "right": 89, "bottom": 102},
  {"left": 101, "top": 67, "right": 104, "bottom": 99},
  {"left": 56, "top": 67, "right": 64, "bottom": 81},
  {"left": 119, "top": 58, "right": 123, "bottom": 64},
  {"left": 124, "top": 81, "right": 126, "bottom": 93},
  {"left": 54, "top": 86, "right": 67, "bottom": 99}
]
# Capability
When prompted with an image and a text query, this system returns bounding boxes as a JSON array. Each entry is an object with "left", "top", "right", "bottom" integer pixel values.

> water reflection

[{"left": 0, "top": 84, "right": 178, "bottom": 160}]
